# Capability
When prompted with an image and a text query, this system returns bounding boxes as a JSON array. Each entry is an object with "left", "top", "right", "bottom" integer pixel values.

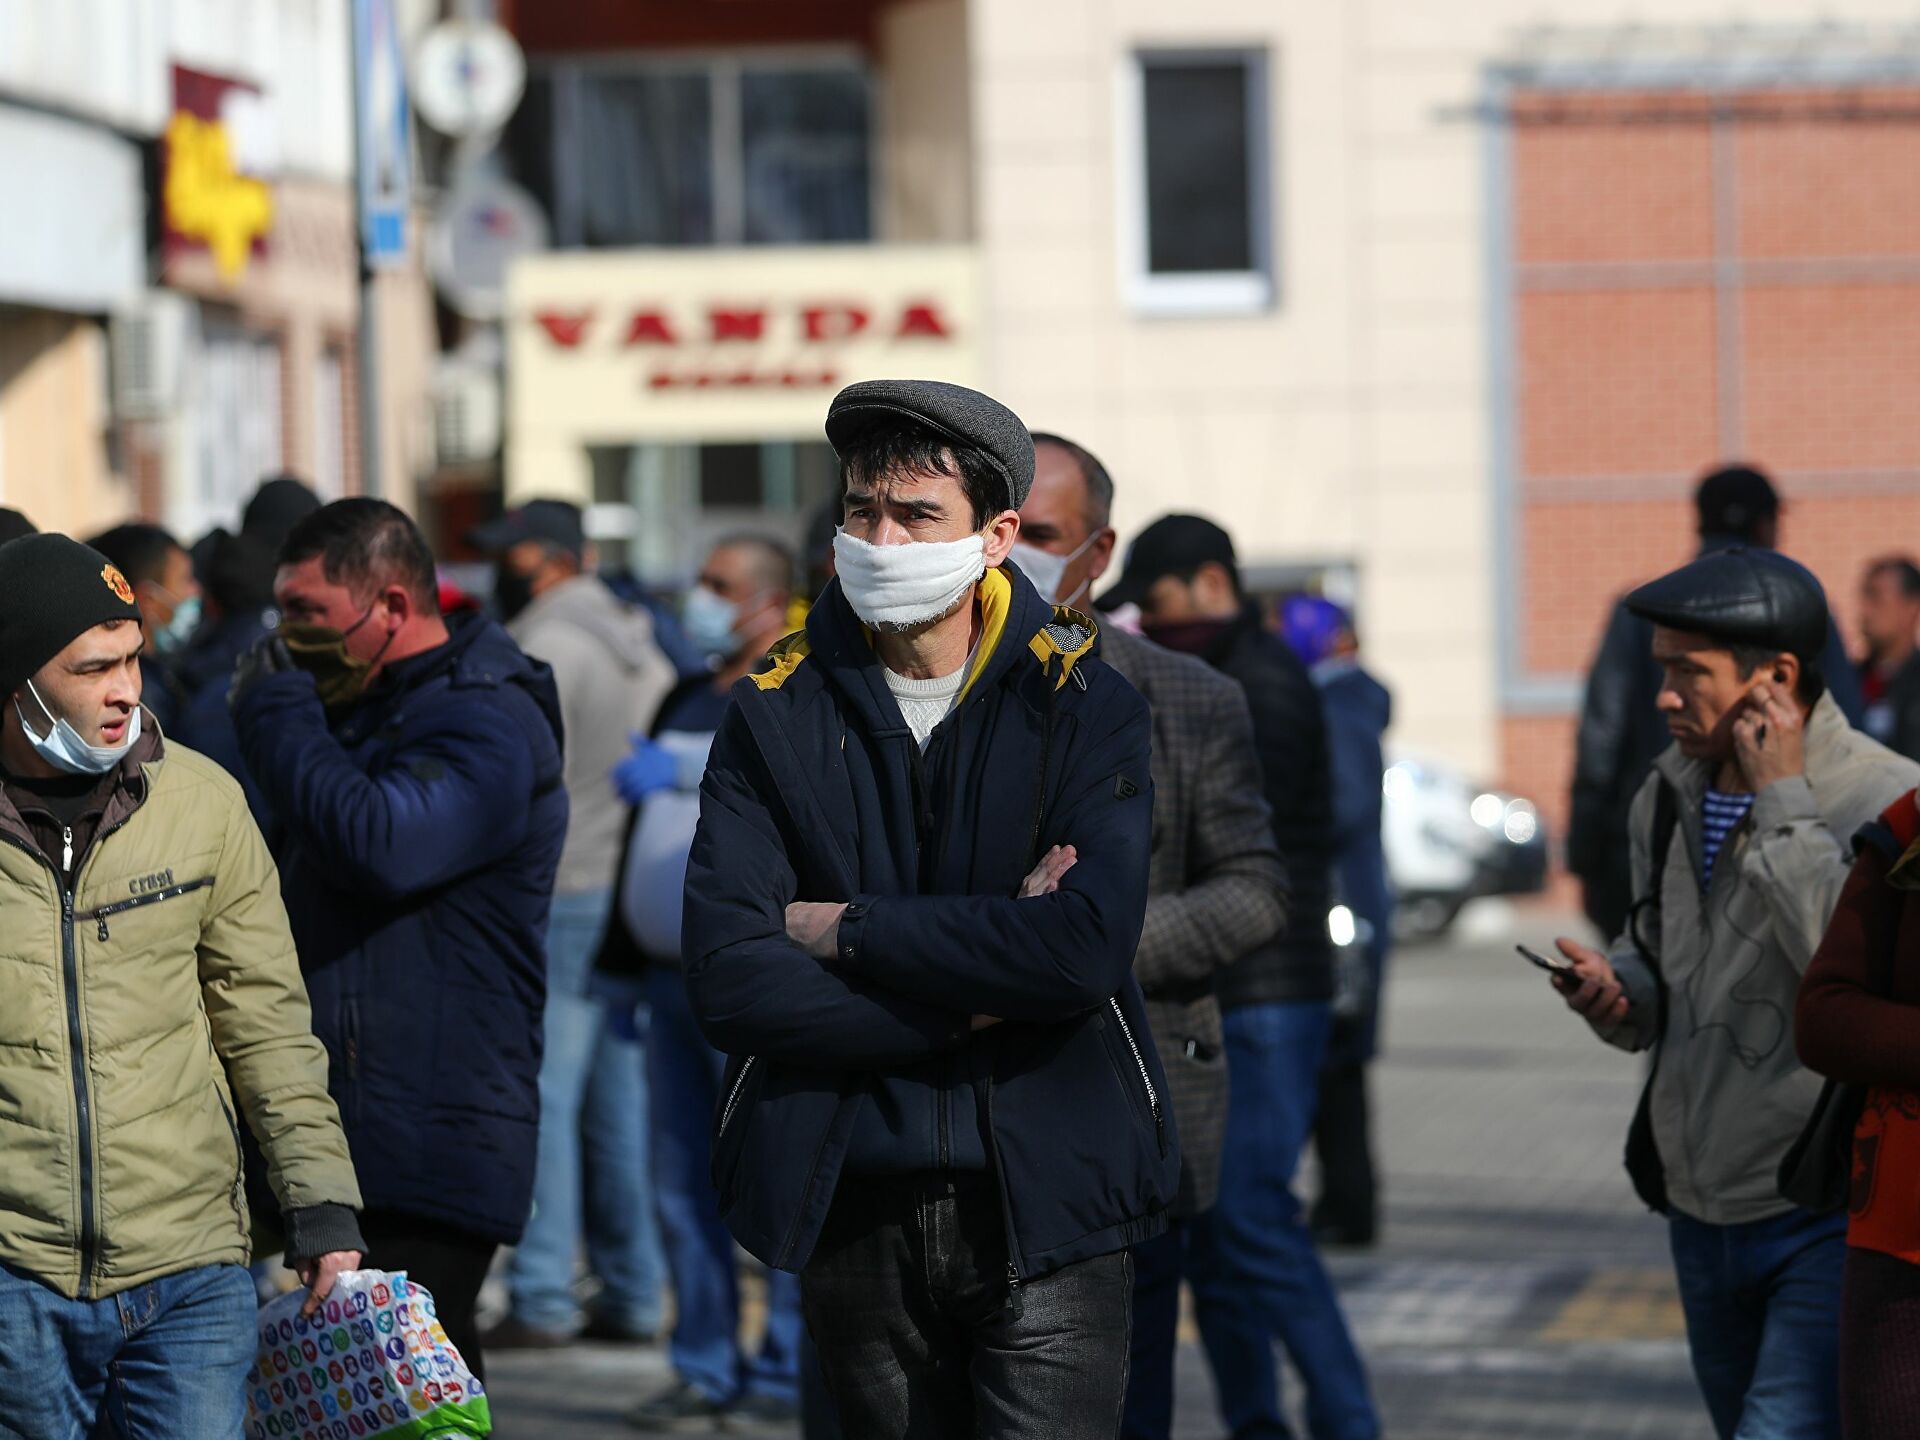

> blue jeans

[
  {"left": 1189, "top": 1001, "right": 1379, "bottom": 1440},
  {"left": 0, "top": 1261, "right": 255, "bottom": 1440},
  {"left": 1668, "top": 1207, "right": 1846, "bottom": 1440},
  {"left": 508, "top": 886, "right": 664, "bottom": 1333},
  {"left": 649, "top": 965, "right": 803, "bottom": 1405}
]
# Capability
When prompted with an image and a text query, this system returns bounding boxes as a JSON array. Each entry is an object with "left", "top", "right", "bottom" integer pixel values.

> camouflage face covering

[{"left": 279, "top": 606, "right": 388, "bottom": 713}]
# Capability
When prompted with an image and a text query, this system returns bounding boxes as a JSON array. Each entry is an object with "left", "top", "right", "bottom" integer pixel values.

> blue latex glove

[{"left": 612, "top": 733, "right": 678, "bottom": 804}]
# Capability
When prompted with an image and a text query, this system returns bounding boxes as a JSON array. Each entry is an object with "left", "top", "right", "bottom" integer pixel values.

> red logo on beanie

[{"left": 102, "top": 564, "right": 134, "bottom": 605}]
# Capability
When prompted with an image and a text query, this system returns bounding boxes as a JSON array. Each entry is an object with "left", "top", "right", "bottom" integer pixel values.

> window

[
  {"left": 1123, "top": 50, "right": 1273, "bottom": 314},
  {"left": 538, "top": 57, "right": 873, "bottom": 249},
  {"left": 587, "top": 440, "right": 839, "bottom": 582}
]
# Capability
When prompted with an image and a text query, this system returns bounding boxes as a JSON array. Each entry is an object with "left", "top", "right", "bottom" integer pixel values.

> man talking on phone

[{"left": 1549, "top": 548, "right": 1918, "bottom": 1440}]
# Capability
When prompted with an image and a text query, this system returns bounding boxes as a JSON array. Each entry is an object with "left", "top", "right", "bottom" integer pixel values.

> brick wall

[{"left": 1500, "top": 86, "right": 1920, "bottom": 837}]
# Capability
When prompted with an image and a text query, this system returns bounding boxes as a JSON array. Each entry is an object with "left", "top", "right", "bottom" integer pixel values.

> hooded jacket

[
  {"left": 682, "top": 565, "right": 1179, "bottom": 1279},
  {"left": 1605, "top": 693, "right": 1920, "bottom": 1223},
  {"left": 509, "top": 574, "right": 676, "bottom": 896},
  {"left": 0, "top": 721, "right": 361, "bottom": 1299},
  {"left": 233, "top": 614, "right": 569, "bottom": 1244}
]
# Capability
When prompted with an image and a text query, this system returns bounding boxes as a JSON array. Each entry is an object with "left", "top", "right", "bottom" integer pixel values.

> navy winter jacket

[
  {"left": 682, "top": 565, "right": 1180, "bottom": 1281},
  {"left": 233, "top": 613, "right": 568, "bottom": 1244}
]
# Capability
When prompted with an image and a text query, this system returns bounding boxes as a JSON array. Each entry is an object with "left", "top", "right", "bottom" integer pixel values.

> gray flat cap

[
  {"left": 1625, "top": 547, "right": 1829, "bottom": 660},
  {"left": 825, "top": 379, "right": 1036, "bottom": 512}
]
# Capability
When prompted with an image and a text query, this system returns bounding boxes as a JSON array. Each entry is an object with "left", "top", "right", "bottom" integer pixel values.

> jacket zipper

[
  {"left": 982, "top": 1040, "right": 1029, "bottom": 1299},
  {"left": 80, "top": 876, "right": 214, "bottom": 941},
  {"left": 59, "top": 882, "right": 97, "bottom": 1297},
  {"left": 1109, "top": 998, "right": 1167, "bottom": 1157},
  {"left": 905, "top": 736, "right": 953, "bottom": 1170},
  {"left": 718, "top": 1056, "right": 757, "bottom": 1139},
  {"left": 0, "top": 810, "right": 141, "bottom": 1298},
  {"left": 213, "top": 1077, "right": 247, "bottom": 1228}
]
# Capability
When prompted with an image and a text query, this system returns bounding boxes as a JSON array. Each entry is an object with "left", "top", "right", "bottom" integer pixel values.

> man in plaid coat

[{"left": 1015, "top": 434, "right": 1290, "bottom": 1440}]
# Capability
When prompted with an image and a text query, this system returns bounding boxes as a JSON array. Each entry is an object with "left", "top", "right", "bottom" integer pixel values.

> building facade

[
  {"left": 498, "top": 0, "right": 1920, "bottom": 822},
  {"left": 0, "top": 0, "right": 437, "bottom": 544}
]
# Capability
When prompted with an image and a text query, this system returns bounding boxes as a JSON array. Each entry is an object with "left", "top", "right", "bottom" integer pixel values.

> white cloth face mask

[
  {"left": 1008, "top": 531, "right": 1101, "bottom": 606},
  {"left": 15, "top": 680, "right": 141, "bottom": 776},
  {"left": 833, "top": 529, "right": 987, "bottom": 632}
]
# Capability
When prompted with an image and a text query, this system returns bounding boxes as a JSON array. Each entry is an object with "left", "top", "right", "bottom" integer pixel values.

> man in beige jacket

[
  {"left": 1553, "top": 548, "right": 1920, "bottom": 1440},
  {"left": 472, "top": 499, "right": 676, "bottom": 1347},
  {"left": 0, "top": 533, "right": 363, "bottom": 1439}
]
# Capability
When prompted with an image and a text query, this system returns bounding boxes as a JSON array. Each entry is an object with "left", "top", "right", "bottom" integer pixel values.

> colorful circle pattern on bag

[{"left": 244, "top": 1272, "right": 490, "bottom": 1440}]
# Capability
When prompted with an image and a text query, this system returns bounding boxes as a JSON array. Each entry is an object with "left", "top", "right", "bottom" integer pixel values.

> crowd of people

[{"left": 0, "top": 379, "right": 1915, "bottom": 1440}]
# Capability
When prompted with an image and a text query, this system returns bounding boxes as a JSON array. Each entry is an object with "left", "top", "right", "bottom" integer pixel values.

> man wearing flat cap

[
  {"left": 681, "top": 379, "right": 1177, "bottom": 1438},
  {"left": 1549, "top": 548, "right": 1919, "bottom": 1440},
  {"left": 0, "top": 533, "right": 364, "bottom": 1436}
]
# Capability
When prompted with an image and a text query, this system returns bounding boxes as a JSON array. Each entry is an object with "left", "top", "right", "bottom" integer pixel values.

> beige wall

[
  {"left": 0, "top": 310, "right": 131, "bottom": 535},
  {"left": 969, "top": 0, "right": 1920, "bottom": 780},
  {"left": 877, "top": 0, "right": 974, "bottom": 243}
]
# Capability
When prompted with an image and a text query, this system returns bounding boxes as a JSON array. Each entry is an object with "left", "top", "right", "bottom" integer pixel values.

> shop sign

[
  {"left": 509, "top": 246, "right": 981, "bottom": 442},
  {"left": 164, "top": 66, "right": 274, "bottom": 280}
]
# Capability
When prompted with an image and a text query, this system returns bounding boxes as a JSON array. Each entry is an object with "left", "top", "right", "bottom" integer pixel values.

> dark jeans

[
  {"left": 1122, "top": 1223, "right": 1186, "bottom": 1440},
  {"left": 359, "top": 1208, "right": 499, "bottom": 1386},
  {"left": 1668, "top": 1207, "right": 1845, "bottom": 1440},
  {"left": 1311, "top": 1053, "right": 1377, "bottom": 1239},
  {"left": 0, "top": 1261, "right": 255, "bottom": 1440},
  {"left": 1189, "top": 1001, "right": 1378, "bottom": 1440},
  {"left": 802, "top": 1173, "right": 1134, "bottom": 1440}
]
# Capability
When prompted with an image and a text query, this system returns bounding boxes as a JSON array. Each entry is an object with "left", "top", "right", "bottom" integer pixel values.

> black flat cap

[
  {"left": 1625, "top": 547, "right": 1829, "bottom": 660},
  {"left": 469, "top": 499, "right": 586, "bottom": 559},
  {"left": 825, "top": 379, "right": 1035, "bottom": 512},
  {"left": 1095, "top": 514, "right": 1237, "bottom": 612}
]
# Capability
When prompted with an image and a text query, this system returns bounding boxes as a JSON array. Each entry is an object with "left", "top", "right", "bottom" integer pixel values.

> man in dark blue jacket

[
  {"left": 682, "top": 380, "right": 1177, "bottom": 1440},
  {"left": 1282, "top": 596, "right": 1395, "bottom": 1249},
  {"left": 230, "top": 498, "right": 568, "bottom": 1383}
]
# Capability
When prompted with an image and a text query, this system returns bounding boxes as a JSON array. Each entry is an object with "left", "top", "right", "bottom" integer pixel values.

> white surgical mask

[
  {"left": 14, "top": 681, "right": 141, "bottom": 776},
  {"left": 833, "top": 529, "right": 986, "bottom": 631},
  {"left": 1008, "top": 532, "right": 1101, "bottom": 606},
  {"left": 682, "top": 585, "right": 743, "bottom": 658}
]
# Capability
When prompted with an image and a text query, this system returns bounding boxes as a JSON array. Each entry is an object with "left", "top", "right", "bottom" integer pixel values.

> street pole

[{"left": 348, "top": 0, "right": 383, "bottom": 498}]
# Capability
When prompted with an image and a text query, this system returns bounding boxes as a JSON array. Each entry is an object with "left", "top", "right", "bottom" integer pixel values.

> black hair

[
  {"left": 711, "top": 533, "right": 796, "bottom": 597},
  {"left": 279, "top": 498, "right": 439, "bottom": 611},
  {"left": 205, "top": 531, "right": 279, "bottom": 615},
  {"left": 1695, "top": 463, "right": 1780, "bottom": 543},
  {"left": 839, "top": 421, "right": 1004, "bottom": 529},
  {"left": 1728, "top": 642, "right": 1825, "bottom": 707},
  {"left": 86, "top": 522, "right": 184, "bottom": 589},
  {"left": 1867, "top": 555, "right": 1920, "bottom": 599},
  {"left": 1030, "top": 432, "right": 1114, "bottom": 530}
]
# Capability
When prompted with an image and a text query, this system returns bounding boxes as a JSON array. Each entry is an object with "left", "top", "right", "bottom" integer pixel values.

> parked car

[{"left": 1382, "top": 750, "right": 1548, "bottom": 939}]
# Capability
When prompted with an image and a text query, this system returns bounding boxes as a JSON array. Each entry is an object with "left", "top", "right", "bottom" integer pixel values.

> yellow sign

[{"left": 164, "top": 111, "right": 273, "bottom": 278}]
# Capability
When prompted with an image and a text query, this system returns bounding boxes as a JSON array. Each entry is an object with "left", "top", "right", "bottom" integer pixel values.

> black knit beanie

[{"left": 0, "top": 534, "right": 144, "bottom": 700}]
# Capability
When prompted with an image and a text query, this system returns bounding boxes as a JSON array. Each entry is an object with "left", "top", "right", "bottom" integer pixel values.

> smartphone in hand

[{"left": 1516, "top": 944, "right": 1579, "bottom": 981}]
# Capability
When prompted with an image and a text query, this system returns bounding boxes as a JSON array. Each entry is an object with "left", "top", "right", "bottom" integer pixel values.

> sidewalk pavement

[{"left": 481, "top": 901, "right": 1715, "bottom": 1439}]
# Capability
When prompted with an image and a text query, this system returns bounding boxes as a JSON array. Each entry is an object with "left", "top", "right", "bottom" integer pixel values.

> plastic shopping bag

[{"left": 244, "top": 1269, "right": 491, "bottom": 1439}]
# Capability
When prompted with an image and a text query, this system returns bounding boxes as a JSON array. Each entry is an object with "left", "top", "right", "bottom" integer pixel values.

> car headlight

[
  {"left": 1328, "top": 904, "right": 1357, "bottom": 948},
  {"left": 1469, "top": 792, "right": 1505, "bottom": 829},
  {"left": 1502, "top": 799, "right": 1539, "bottom": 846}
]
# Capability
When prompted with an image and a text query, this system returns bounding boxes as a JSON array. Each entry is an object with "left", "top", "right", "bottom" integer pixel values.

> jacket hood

[
  {"left": 755, "top": 564, "right": 1098, "bottom": 730},
  {"left": 378, "top": 610, "right": 565, "bottom": 748},
  {"left": 511, "top": 574, "right": 664, "bottom": 674}
]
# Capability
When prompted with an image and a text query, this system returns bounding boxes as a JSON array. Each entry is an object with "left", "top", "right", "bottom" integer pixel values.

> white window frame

[{"left": 1118, "top": 47, "right": 1275, "bottom": 317}]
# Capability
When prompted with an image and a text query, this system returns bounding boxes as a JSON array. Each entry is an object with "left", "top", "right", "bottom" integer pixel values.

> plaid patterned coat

[{"left": 1100, "top": 625, "right": 1290, "bottom": 1215}]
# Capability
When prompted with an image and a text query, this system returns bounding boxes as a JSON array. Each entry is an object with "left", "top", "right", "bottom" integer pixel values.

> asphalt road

[{"left": 480, "top": 902, "right": 1716, "bottom": 1439}]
